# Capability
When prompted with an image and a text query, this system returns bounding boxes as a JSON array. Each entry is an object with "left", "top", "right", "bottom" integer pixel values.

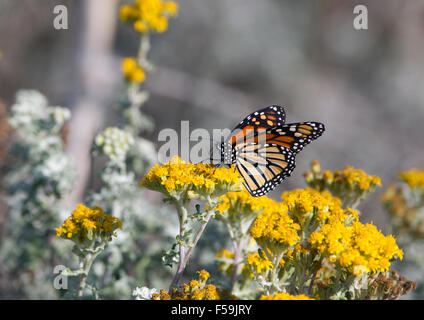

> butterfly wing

[
  {"left": 228, "top": 105, "right": 286, "bottom": 148},
  {"left": 235, "top": 143, "right": 296, "bottom": 197},
  {"left": 234, "top": 121, "right": 325, "bottom": 197},
  {"left": 233, "top": 105, "right": 286, "bottom": 131},
  {"left": 265, "top": 121, "right": 325, "bottom": 154}
]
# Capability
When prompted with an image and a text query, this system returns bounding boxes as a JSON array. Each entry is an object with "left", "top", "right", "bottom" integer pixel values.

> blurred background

[{"left": 0, "top": 0, "right": 424, "bottom": 298}]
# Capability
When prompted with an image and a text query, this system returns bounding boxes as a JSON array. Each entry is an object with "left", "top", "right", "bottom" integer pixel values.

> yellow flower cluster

[
  {"left": 382, "top": 181, "right": 424, "bottom": 239},
  {"left": 120, "top": 0, "right": 178, "bottom": 34},
  {"left": 168, "top": 270, "right": 221, "bottom": 300},
  {"left": 260, "top": 292, "right": 315, "bottom": 300},
  {"left": 336, "top": 165, "right": 382, "bottom": 191},
  {"left": 310, "top": 220, "right": 403, "bottom": 276},
  {"left": 215, "top": 189, "right": 276, "bottom": 216},
  {"left": 250, "top": 202, "right": 300, "bottom": 247},
  {"left": 197, "top": 269, "right": 210, "bottom": 282},
  {"left": 151, "top": 289, "right": 171, "bottom": 300},
  {"left": 304, "top": 161, "right": 382, "bottom": 202},
  {"left": 150, "top": 270, "right": 220, "bottom": 300},
  {"left": 246, "top": 252, "right": 273, "bottom": 274},
  {"left": 282, "top": 188, "right": 340, "bottom": 216},
  {"left": 283, "top": 187, "right": 358, "bottom": 225},
  {"left": 316, "top": 206, "right": 359, "bottom": 224},
  {"left": 381, "top": 184, "right": 410, "bottom": 218},
  {"left": 55, "top": 204, "right": 122, "bottom": 243},
  {"left": 141, "top": 156, "right": 242, "bottom": 198},
  {"left": 399, "top": 169, "right": 424, "bottom": 189},
  {"left": 122, "top": 57, "right": 146, "bottom": 83}
]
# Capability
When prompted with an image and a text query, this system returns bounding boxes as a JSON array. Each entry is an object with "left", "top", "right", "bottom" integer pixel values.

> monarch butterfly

[{"left": 210, "top": 105, "right": 325, "bottom": 197}]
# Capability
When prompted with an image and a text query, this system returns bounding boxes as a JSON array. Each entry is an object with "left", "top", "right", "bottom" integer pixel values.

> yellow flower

[
  {"left": 141, "top": 156, "right": 242, "bottom": 198},
  {"left": 246, "top": 252, "right": 273, "bottom": 274},
  {"left": 134, "top": 20, "right": 149, "bottom": 33},
  {"left": 120, "top": 0, "right": 178, "bottom": 34},
  {"left": 119, "top": 4, "right": 140, "bottom": 21},
  {"left": 151, "top": 289, "right": 171, "bottom": 300},
  {"left": 57, "top": 219, "right": 79, "bottom": 238},
  {"left": 260, "top": 292, "right": 315, "bottom": 300},
  {"left": 205, "top": 284, "right": 220, "bottom": 300},
  {"left": 122, "top": 57, "right": 146, "bottom": 83},
  {"left": 323, "top": 170, "right": 334, "bottom": 183},
  {"left": 151, "top": 15, "right": 168, "bottom": 33},
  {"left": 162, "top": 1, "right": 178, "bottom": 17},
  {"left": 55, "top": 204, "right": 122, "bottom": 243},
  {"left": 282, "top": 188, "right": 340, "bottom": 216},
  {"left": 82, "top": 219, "right": 97, "bottom": 231},
  {"left": 310, "top": 218, "right": 403, "bottom": 275},
  {"left": 191, "top": 289, "right": 205, "bottom": 300},
  {"left": 336, "top": 165, "right": 382, "bottom": 191},
  {"left": 399, "top": 169, "right": 424, "bottom": 189},
  {"left": 250, "top": 202, "right": 300, "bottom": 247},
  {"left": 304, "top": 161, "right": 382, "bottom": 204},
  {"left": 215, "top": 189, "right": 276, "bottom": 216},
  {"left": 311, "top": 160, "right": 321, "bottom": 173},
  {"left": 164, "top": 270, "right": 222, "bottom": 300},
  {"left": 196, "top": 269, "right": 210, "bottom": 282}
]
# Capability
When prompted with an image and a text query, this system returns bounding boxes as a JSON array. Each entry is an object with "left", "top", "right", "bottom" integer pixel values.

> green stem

[
  {"left": 221, "top": 216, "right": 242, "bottom": 293},
  {"left": 138, "top": 33, "right": 151, "bottom": 62},
  {"left": 169, "top": 199, "right": 188, "bottom": 291},
  {"left": 308, "top": 256, "right": 323, "bottom": 296},
  {"left": 130, "top": 34, "right": 151, "bottom": 108},
  {"left": 169, "top": 197, "right": 217, "bottom": 291},
  {"left": 230, "top": 239, "right": 242, "bottom": 292},
  {"left": 183, "top": 209, "right": 214, "bottom": 265},
  {"left": 267, "top": 251, "right": 284, "bottom": 295},
  {"left": 125, "top": 33, "right": 151, "bottom": 134},
  {"left": 298, "top": 269, "right": 307, "bottom": 294},
  {"left": 77, "top": 240, "right": 106, "bottom": 299}
]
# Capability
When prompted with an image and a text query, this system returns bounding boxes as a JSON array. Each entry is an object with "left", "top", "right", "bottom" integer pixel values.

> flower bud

[{"left": 311, "top": 160, "right": 321, "bottom": 173}]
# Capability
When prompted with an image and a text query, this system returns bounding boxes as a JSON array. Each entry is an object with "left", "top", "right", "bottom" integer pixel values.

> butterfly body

[{"left": 212, "top": 105, "right": 325, "bottom": 197}]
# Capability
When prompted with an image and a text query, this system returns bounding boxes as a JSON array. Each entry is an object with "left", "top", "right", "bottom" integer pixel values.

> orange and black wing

[
  {"left": 228, "top": 105, "right": 286, "bottom": 148},
  {"left": 235, "top": 143, "right": 296, "bottom": 197},
  {"left": 234, "top": 121, "right": 325, "bottom": 197},
  {"left": 233, "top": 105, "right": 286, "bottom": 132},
  {"left": 265, "top": 121, "right": 325, "bottom": 154}
]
